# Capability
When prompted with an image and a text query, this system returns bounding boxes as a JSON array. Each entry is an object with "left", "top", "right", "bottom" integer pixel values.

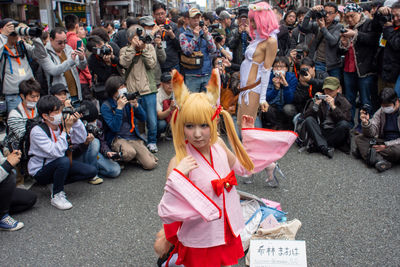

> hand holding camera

[
  {"left": 117, "top": 95, "right": 129, "bottom": 109},
  {"left": 2, "top": 22, "right": 15, "bottom": 36},
  {"left": 314, "top": 93, "right": 324, "bottom": 105},
  {"left": 360, "top": 109, "right": 370, "bottom": 125},
  {"left": 7, "top": 150, "right": 21, "bottom": 167}
]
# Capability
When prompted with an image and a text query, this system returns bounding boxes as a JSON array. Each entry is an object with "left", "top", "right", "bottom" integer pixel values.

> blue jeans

[
  {"left": 5, "top": 94, "right": 21, "bottom": 113},
  {"left": 344, "top": 72, "right": 375, "bottom": 126},
  {"left": 75, "top": 138, "right": 120, "bottom": 178},
  {"left": 315, "top": 61, "right": 342, "bottom": 80},
  {"left": 34, "top": 157, "right": 97, "bottom": 195},
  {"left": 139, "top": 93, "right": 157, "bottom": 144},
  {"left": 157, "top": 120, "right": 168, "bottom": 136},
  {"left": 184, "top": 74, "right": 210, "bottom": 93},
  {"left": 395, "top": 75, "right": 400, "bottom": 98}
]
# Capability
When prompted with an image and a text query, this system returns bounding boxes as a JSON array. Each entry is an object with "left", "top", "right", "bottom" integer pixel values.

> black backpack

[{"left": 4, "top": 108, "right": 51, "bottom": 176}]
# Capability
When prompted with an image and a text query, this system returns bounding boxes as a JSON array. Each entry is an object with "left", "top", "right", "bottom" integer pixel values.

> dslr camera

[
  {"left": 208, "top": 24, "right": 220, "bottom": 32},
  {"left": 199, "top": 21, "right": 205, "bottom": 27},
  {"left": 9, "top": 20, "right": 42, "bottom": 38},
  {"left": 163, "top": 24, "right": 171, "bottom": 30},
  {"left": 299, "top": 67, "right": 309, "bottom": 76},
  {"left": 122, "top": 91, "right": 141, "bottom": 101},
  {"left": 136, "top": 28, "right": 153, "bottom": 44},
  {"left": 212, "top": 32, "right": 223, "bottom": 43},
  {"left": 296, "top": 49, "right": 304, "bottom": 60},
  {"left": 314, "top": 9, "right": 327, "bottom": 19},
  {"left": 62, "top": 103, "right": 90, "bottom": 118},
  {"left": 340, "top": 26, "right": 348, "bottom": 34},
  {"left": 94, "top": 45, "right": 112, "bottom": 57},
  {"left": 82, "top": 120, "right": 103, "bottom": 138}
]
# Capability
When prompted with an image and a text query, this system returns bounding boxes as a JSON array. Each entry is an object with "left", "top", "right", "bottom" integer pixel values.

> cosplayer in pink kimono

[{"left": 156, "top": 69, "right": 297, "bottom": 267}]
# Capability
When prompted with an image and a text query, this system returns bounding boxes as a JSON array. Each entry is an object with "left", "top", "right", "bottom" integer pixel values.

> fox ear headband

[{"left": 171, "top": 68, "right": 222, "bottom": 121}]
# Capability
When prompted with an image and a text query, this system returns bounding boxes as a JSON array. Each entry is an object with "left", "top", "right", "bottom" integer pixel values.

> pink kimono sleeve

[
  {"left": 233, "top": 128, "right": 297, "bottom": 176},
  {"left": 158, "top": 169, "right": 222, "bottom": 224}
]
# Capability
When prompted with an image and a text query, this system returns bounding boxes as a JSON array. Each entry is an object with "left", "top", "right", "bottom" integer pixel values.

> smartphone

[{"left": 77, "top": 40, "right": 82, "bottom": 49}]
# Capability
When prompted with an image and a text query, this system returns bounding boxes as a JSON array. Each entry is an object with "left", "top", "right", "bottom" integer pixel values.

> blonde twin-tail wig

[{"left": 170, "top": 69, "right": 254, "bottom": 172}]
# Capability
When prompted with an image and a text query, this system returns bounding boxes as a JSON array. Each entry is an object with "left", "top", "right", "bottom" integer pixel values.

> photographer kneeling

[
  {"left": 262, "top": 56, "right": 298, "bottom": 130},
  {"left": 28, "top": 95, "right": 97, "bottom": 210},
  {"left": 156, "top": 72, "right": 175, "bottom": 138},
  {"left": 354, "top": 88, "right": 400, "bottom": 172},
  {"left": 101, "top": 76, "right": 157, "bottom": 170},
  {"left": 303, "top": 77, "right": 352, "bottom": 158}
]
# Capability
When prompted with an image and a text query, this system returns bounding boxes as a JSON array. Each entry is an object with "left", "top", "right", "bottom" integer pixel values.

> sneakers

[
  {"left": 375, "top": 160, "right": 392, "bottom": 172},
  {"left": 242, "top": 175, "right": 254, "bottom": 184},
  {"left": 147, "top": 143, "right": 158, "bottom": 153},
  {"left": 321, "top": 146, "right": 334, "bottom": 159},
  {"left": 88, "top": 176, "right": 103, "bottom": 185},
  {"left": 0, "top": 214, "right": 24, "bottom": 231},
  {"left": 51, "top": 191, "right": 73, "bottom": 210}
]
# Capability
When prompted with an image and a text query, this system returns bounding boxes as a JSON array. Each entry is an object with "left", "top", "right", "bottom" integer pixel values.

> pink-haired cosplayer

[
  {"left": 155, "top": 69, "right": 296, "bottom": 267},
  {"left": 237, "top": 2, "right": 280, "bottom": 129}
]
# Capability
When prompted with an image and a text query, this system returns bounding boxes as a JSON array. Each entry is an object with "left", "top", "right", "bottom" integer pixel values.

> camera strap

[{"left": 4, "top": 45, "right": 21, "bottom": 65}]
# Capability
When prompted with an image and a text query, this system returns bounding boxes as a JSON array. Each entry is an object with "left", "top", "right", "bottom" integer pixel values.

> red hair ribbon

[
  {"left": 211, "top": 170, "right": 237, "bottom": 196},
  {"left": 211, "top": 105, "right": 222, "bottom": 121},
  {"left": 173, "top": 108, "right": 179, "bottom": 123}
]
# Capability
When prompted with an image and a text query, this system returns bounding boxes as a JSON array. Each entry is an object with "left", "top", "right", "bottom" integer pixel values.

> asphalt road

[{"left": 1, "top": 137, "right": 399, "bottom": 266}]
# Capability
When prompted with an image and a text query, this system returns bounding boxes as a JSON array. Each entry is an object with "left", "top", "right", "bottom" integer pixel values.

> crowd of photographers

[{"left": 0, "top": 0, "right": 399, "bottom": 231}]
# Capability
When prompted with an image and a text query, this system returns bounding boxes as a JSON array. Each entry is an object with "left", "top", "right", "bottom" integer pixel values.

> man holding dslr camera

[
  {"left": 120, "top": 24, "right": 159, "bottom": 153},
  {"left": 28, "top": 95, "right": 97, "bottom": 210},
  {"left": 301, "top": 3, "right": 343, "bottom": 79},
  {"left": 179, "top": 7, "right": 217, "bottom": 92},
  {"left": 354, "top": 87, "right": 400, "bottom": 172},
  {"left": 0, "top": 19, "right": 41, "bottom": 112},
  {"left": 152, "top": 2, "right": 181, "bottom": 73},
  {"left": 302, "top": 77, "right": 352, "bottom": 158}
]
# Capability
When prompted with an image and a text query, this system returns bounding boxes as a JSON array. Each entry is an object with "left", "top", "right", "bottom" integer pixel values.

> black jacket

[
  {"left": 301, "top": 10, "right": 343, "bottom": 71},
  {"left": 340, "top": 14, "right": 380, "bottom": 77},
  {"left": 304, "top": 93, "right": 352, "bottom": 123},
  {"left": 112, "top": 29, "right": 128, "bottom": 49},
  {"left": 381, "top": 26, "right": 400, "bottom": 83},
  {"left": 292, "top": 69, "right": 329, "bottom": 112},
  {"left": 88, "top": 54, "right": 120, "bottom": 85},
  {"left": 157, "top": 21, "right": 181, "bottom": 70},
  {"left": 227, "top": 27, "right": 251, "bottom": 67}
]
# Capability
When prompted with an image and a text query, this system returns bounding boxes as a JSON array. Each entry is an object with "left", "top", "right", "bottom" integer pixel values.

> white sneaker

[
  {"left": 147, "top": 143, "right": 158, "bottom": 153},
  {"left": 51, "top": 191, "right": 73, "bottom": 210}
]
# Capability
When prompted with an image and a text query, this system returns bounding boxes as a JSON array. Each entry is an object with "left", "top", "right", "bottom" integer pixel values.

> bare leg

[{"left": 237, "top": 91, "right": 260, "bottom": 131}]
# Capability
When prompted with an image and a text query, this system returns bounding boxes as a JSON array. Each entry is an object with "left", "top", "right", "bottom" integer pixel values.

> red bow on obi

[{"left": 211, "top": 170, "right": 237, "bottom": 196}]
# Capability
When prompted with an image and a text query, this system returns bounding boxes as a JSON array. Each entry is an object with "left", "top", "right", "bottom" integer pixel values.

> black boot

[{"left": 375, "top": 160, "right": 392, "bottom": 172}]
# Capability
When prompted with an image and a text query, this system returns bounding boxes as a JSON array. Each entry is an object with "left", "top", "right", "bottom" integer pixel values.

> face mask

[
  {"left": 145, "top": 29, "right": 152, "bottom": 35},
  {"left": 26, "top": 101, "right": 36, "bottom": 109},
  {"left": 49, "top": 113, "right": 62, "bottom": 126},
  {"left": 274, "top": 70, "right": 286, "bottom": 77},
  {"left": 118, "top": 87, "right": 127, "bottom": 97},
  {"left": 382, "top": 106, "right": 395, "bottom": 114}
]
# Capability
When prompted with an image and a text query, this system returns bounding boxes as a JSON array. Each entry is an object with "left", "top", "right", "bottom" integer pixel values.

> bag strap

[{"left": 125, "top": 54, "right": 141, "bottom": 81}]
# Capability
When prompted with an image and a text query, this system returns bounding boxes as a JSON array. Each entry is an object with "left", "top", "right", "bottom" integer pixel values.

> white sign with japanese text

[{"left": 250, "top": 240, "right": 307, "bottom": 267}]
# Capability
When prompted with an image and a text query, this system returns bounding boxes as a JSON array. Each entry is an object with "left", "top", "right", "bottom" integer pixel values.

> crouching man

[
  {"left": 354, "top": 88, "right": 400, "bottom": 172},
  {"left": 28, "top": 95, "right": 97, "bottom": 210}
]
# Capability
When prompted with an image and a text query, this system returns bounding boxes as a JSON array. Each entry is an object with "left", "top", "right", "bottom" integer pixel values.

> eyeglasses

[
  {"left": 56, "top": 40, "right": 67, "bottom": 45},
  {"left": 326, "top": 11, "right": 336, "bottom": 15}
]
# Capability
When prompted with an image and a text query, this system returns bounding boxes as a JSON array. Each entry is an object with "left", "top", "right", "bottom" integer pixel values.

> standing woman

[{"left": 237, "top": 2, "right": 280, "bottom": 129}]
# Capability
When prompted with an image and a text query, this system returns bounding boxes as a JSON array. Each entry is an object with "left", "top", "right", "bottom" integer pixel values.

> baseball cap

[
  {"left": 139, "top": 16, "right": 155, "bottom": 27},
  {"left": 219, "top": 11, "right": 232, "bottom": 20},
  {"left": 50, "top": 83, "right": 69, "bottom": 95},
  {"left": 0, "top": 18, "right": 17, "bottom": 28},
  {"left": 189, "top": 8, "right": 201, "bottom": 18},
  {"left": 160, "top": 72, "right": 172, "bottom": 83},
  {"left": 322, "top": 77, "right": 340, "bottom": 91},
  {"left": 238, "top": 6, "right": 249, "bottom": 18}
]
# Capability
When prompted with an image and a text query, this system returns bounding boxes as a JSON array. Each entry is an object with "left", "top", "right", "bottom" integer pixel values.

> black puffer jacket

[
  {"left": 381, "top": 26, "right": 400, "bottom": 83},
  {"left": 340, "top": 14, "right": 380, "bottom": 77}
]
